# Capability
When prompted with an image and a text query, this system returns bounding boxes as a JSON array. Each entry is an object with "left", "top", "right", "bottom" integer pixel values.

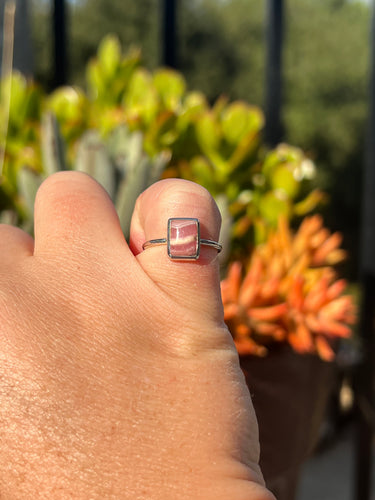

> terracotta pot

[{"left": 240, "top": 346, "right": 336, "bottom": 500}]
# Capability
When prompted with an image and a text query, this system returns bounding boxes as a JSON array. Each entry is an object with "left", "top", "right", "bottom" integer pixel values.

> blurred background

[{"left": 1, "top": 0, "right": 374, "bottom": 498}]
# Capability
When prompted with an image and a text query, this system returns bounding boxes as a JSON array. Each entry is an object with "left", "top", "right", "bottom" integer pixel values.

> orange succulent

[{"left": 221, "top": 215, "right": 357, "bottom": 361}]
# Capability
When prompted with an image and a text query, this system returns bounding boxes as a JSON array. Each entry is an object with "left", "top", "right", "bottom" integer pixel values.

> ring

[{"left": 142, "top": 218, "right": 222, "bottom": 260}]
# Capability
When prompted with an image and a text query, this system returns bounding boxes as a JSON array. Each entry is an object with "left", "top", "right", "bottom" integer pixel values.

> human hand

[{"left": 0, "top": 172, "right": 274, "bottom": 499}]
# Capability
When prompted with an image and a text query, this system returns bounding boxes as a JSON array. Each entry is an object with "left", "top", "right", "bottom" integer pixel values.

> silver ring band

[
  {"left": 142, "top": 238, "right": 222, "bottom": 251},
  {"left": 142, "top": 218, "right": 222, "bottom": 261}
]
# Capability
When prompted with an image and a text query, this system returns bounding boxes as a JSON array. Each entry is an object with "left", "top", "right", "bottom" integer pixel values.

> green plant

[
  {"left": 5, "top": 113, "right": 169, "bottom": 239},
  {"left": 0, "top": 35, "right": 322, "bottom": 257}
]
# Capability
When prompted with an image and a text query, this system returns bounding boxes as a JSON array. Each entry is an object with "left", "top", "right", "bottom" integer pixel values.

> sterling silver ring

[{"left": 142, "top": 218, "right": 222, "bottom": 261}]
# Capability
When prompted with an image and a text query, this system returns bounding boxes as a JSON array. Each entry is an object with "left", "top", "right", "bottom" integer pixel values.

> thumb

[{"left": 129, "top": 179, "right": 224, "bottom": 323}]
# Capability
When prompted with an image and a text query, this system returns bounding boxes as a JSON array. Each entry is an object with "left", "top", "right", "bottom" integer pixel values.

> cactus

[
  {"left": 221, "top": 215, "right": 356, "bottom": 361},
  {"left": 16, "top": 116, "right": 169, "bottom": 238}
]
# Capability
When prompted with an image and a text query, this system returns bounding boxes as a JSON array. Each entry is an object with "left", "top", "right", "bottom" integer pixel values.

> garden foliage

[{"left": 0, "top": 35, "right": 355, "bottom": 359}]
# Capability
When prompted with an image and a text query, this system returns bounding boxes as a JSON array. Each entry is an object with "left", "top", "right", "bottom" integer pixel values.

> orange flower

[{"left": 221, "top": 216, "right": 357, "bottom": 361}]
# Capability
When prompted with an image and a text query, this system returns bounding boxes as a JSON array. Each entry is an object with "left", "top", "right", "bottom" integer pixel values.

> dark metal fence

[
  {"left": 51, "top": 0, "right": 285, "bottom": 146},
  {"left": 355, "top": 2, "right": 375, "bottom": 499},
  {"left": 162, "top": 0, "right": 177, "bottom": 69},
  {"left": 53, "top": 0, "right": 67, "bottom": 87},
  {"left": 264, "top": 0, "right": 284, "bottom": 147}
]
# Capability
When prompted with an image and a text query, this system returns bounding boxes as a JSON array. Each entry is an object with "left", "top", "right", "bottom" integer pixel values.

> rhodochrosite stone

[{"left": 168, "top": 218, "right": 200, "bottom": 259}]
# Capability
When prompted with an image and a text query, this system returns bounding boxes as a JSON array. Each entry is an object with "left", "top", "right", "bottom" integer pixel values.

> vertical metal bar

[
  {"left": 162, "top": 0, "right": 177, "bottom": 68},
  {"left": 264, "top": 0, "right": 284, "bottom": 147},
  {"left": 354, "top": 1, "right": 375, "bottom": 499},
  {"left": 354, "top": 279, "right": 375, "bottom": 500},
  {"left": 361, "top": 0, "right": 375, "bottom": 273},
  {"left": 53, "top": 0, "right": 67, "bottom": 87}
]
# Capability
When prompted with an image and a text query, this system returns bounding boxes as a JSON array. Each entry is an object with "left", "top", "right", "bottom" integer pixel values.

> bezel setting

[{"left": 167, "top": 217, "right": 200, "bottom": 260}]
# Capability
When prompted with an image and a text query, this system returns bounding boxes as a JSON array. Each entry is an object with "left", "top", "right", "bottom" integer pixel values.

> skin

[{"left": 0, "top": 172, "right": 275, "bottom": 500}]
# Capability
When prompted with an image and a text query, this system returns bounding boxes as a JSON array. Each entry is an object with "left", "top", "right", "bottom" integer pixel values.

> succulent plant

[
  {"left": 0, "top": 71, "right": 43, "bottom": 216},
  {"left": 0, "top": 35, "right": 323, "bottom": 257},
  {"left": 168, "top": 106, "right": 326, "bottom": 255},
  {"left": 6, "top": 113, "right": 169, "bottom": 238},
  {"left": 221, "top": 215, "right": 356, "bottom": 361}
]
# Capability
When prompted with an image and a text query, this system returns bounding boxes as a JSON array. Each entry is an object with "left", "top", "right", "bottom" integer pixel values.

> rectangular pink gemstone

[{"left": 168, "top": 218, "right": 199, "bottom": 259}]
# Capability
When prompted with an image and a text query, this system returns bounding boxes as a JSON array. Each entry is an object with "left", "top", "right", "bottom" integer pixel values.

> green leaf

[
  {"left": 75, "top": 131, "right": 116, "bottom": 199},
  {"left": 153, "top": 69, "right": 186, "bottom": 111},
  {"left": 114, "top": 135, "right": 169, "bottom": 239},
  {"left": 271, "top": 165, "right": 300, "bottom": 199},
  {"left": 221, "top": 102, "right": 263, "bottom": 145},
  {"left": 123, "top": 69, "right": 159, "bottom": 125},
  {"left": 214, "top": 194, "right": 232, "bottom": 264},
  {"left": 183, "top": 91, "right": 207, "bottom": 114},
  {"left": 262, "top": 144, "right": 303, "bottom": 180},
  {"left": 98, "top": 35, "right": 122, "bottom": 80},
  {"left": 3, "top": 72, "right": 28, "bottom": 129},
  {"left": 190, "top": 156, "right": 215, "bottom": 192},
  {"left": 293, "top": 189, "right": 326, "bottom": 216},
  {"left": 253, "top": 217, "right": 268, "bottom": 245},
  {"left": 17, "top": 167, "right": 42, "bottom": 221},
  {"left": 23, "top": 85, "right": 42, "bottom": 121},
  {"left": 258, "top": 191, "right": 291, "bottom": 225},
  {"left": 86, "top": 59, "right": 105, "bottom": 100},
  {"left": 145, "top": 110, "right": 177, "bottom": 153},
  {"left": 195, "top": 112, "right": 221, "bottom": 154},
  {"left": 176, "top": 91, "right": 207, "bottom": 136},
  {"left": 47, "top": 86, "right": 87, "bottom": 124},
  {"left": 41, "top": 113, "right": 67, "bottom": 175},
  {"left": 227, "top": 129, "right": 260, "bottom": 172}
]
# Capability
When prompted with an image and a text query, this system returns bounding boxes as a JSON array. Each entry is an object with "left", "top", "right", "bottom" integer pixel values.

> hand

[{"left": 0, "top": 172, "right": 274, "bottom": 499}]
